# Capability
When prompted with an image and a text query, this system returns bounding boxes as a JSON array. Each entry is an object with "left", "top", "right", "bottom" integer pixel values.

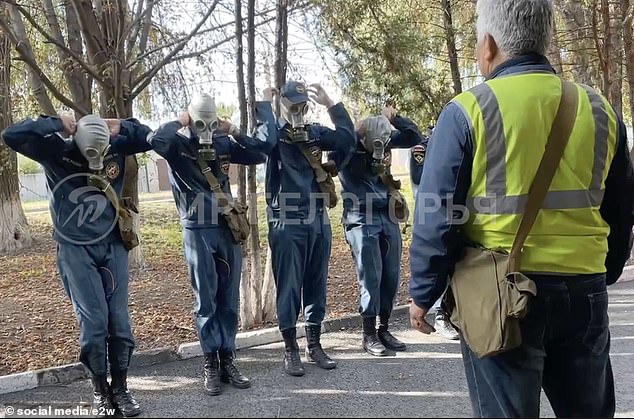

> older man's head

[{"left": 475, "top": 0, "right": 554, "bottom": 77}]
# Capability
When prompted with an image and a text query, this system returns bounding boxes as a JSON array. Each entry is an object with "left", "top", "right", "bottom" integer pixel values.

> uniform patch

[
  {"left": 412, "top": 145, "right": 426, "bottom": 165},
  {"left": 221, "top": 160, "right": 231, "bottom": 174},
  {"left": 310, "top": 146, "right": 322, "bottom": 158},
  {"left": 105, "top": 161, "right": 121, "bottom": 179}
]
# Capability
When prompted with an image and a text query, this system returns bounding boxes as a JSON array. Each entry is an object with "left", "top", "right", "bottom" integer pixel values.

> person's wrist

[{"left": 324, "top": 98, "right": 336, "bottom": 109}]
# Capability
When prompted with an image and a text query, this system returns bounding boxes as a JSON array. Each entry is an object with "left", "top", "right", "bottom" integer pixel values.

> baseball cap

[{"left": 281, "top": 81, "right": 309, "bottom": 104}]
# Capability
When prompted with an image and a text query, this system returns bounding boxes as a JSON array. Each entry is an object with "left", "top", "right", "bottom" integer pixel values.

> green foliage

[
  {"left": 17, "top": 155, "right": 42, "bottom": 174},
  {"left": 312, "top": 0, "right": 476, "bottom": 126},
  {"left": 217, "top": 103, "right": 237, "bottom": 120}
]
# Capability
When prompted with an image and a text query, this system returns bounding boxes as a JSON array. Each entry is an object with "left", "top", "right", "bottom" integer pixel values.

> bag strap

[
  {"left": 508, "top": 79, "right": 579, "bottom": 273},
  {"left": 196, "top": 157, "right": 232, "bottom": 211},
  {"left": 298, "top": 143, "right": 330, "bottom": 183},
  {"left": 91, "top": 175, "right": 122, "bottom": 214}
]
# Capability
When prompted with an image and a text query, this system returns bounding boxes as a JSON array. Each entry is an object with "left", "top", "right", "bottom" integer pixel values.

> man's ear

[{"left": 484, "top": 33, "right": 499, "bottom": 64}]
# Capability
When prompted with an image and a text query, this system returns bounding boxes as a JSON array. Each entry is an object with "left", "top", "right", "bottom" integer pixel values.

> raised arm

[
  {"left": 108, "top": 118, "right": 153, "bottom": 156},
  {"left": 2, "top": 115, "right": 68, "bottom": 162},
  {"left": 148, "top": 120, "right": 189, "bottom": 161}
]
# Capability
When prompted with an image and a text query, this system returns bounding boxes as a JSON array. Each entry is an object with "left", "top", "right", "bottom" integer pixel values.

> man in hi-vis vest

[{"left": 409, "top": 0, "right": 634, "bottom": 417}]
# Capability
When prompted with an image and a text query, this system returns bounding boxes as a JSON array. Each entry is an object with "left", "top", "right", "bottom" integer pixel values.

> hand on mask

[
  {"left": 60, "top": 115, "right": 77, "bottom": 135},
  {"left": 382, "top": 105, "right": 397, "bottom": 122},
  {"left": 104, "top": 119, "right": 121, "bottom": 136},
  {"left": 217, "top": 118, "right": 240, "bottom": 137},
  {"left": 263, "top": 87, "right": 278, "bottom": 102},
  {"left": 308, "top": 84, "right": 335, "bottom": 108},
  {"left": 178, "top": 111, "right": 191, "bottom": 127}
]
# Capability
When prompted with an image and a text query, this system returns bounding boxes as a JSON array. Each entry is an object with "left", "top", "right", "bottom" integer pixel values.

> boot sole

[
  {"left": 204, "top": 387, "right": 222, "bottom": 396},
  {"left": 220, "top": 376, "right": 252, "bottom": 389},
  {"left": 363, "top": 345, "right": 389, "bottom": 357},
  {"left": 306, "top": 359, "right": 337, "bottom": 370},
  {"left": 382, "top": 344, "right": 407, "bottom": 352}
]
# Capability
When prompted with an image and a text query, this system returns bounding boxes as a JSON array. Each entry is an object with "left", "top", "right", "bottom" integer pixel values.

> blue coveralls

[
  {"left": 332, "top": 116, "right": 424, "bottom": 321},
  {"left": 149, "top": 122, "right": 268, "bottom": 354},
  {"left": 254, "top": 101, "right": 355, "bottom": 332},
  {"left": 2, "top": 116, "right": 152, "bottom": 377}
]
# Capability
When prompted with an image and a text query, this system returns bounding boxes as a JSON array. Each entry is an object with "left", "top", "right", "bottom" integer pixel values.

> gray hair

[{"left": 476, "top": 0, "right": 554, "bottom": 57}]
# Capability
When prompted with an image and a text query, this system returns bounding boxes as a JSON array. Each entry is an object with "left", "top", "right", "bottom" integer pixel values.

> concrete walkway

[{"left": 1, "top": 280, "right": 634, "bottom": 418}]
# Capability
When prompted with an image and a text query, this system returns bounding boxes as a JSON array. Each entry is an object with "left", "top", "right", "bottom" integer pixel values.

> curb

[{"left": 0, "top": 306, "right": 411, "bottom": 395}]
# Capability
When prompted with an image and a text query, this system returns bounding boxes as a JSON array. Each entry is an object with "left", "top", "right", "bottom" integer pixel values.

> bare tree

[
  {"left": 623, "top": 0, "right": 634, "bottom": 122},
  {"left": 0, "top": 0, "right": 253, "bottom": 267},
  {"left": 441, "top": 0, "right": 463, "bottom": 95},
  {"left": 235, "top": 0, "right": 256, "bottom": 328},
  {"left": 0, "top": 3, "right": 32, "bottom": 254}
]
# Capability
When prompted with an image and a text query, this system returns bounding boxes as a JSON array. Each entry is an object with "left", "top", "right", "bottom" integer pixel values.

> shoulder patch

[{"left": 105, "top": 161, "right": 121, "bottom": 179}]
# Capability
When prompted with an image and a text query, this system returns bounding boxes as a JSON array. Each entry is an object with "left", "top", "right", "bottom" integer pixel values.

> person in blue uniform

[
  {"left": 333, "top": 106, "right": 424, "bottom": 356},
  {"left": 255, "top": 82, "right": 355, "bottom": 376},
  {"left": 3, "top": 114, "right": 153, "bottom": 417},
  {"left": 149, "top": 93, "right": 269, "bottom": 396}
]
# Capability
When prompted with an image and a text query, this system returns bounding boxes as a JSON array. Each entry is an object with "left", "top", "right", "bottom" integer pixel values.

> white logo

[{"left": 51, "top": 173, "right": 119, "bottom": 245}]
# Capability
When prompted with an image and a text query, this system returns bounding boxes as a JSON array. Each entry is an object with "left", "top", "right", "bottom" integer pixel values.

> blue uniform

[
  {"left": 149, "top": 121, "right": 267, "bottom": 354},
  {"left": 2, "top": 116, "right": 152, "bottom": 376},
  {"left": 255, "top": 101, "right": 355, "bottom": 331},
  {"left": 332, "top": 116, "right": 424, "bottom": 321}
]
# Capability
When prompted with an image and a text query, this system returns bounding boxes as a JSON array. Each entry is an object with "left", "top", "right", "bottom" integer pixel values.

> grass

[{"left": 21, "top": 175, "right": 416, "bottom": 254}]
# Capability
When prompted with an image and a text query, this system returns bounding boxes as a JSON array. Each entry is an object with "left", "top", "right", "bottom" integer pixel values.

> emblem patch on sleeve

[
  {"left": 412, "top": 145, "right": 426, "bottom": 165},
  {"left": 105, "top": 161, "right": 121, "bottom": 179}
]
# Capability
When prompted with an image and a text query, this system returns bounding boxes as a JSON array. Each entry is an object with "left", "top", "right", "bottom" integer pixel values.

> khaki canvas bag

[
  {"left": 92, "top": 176, "right": 140, "bottom": 251},
  {"left": 444, "top": 79, "right": 579, "bottom": 358},
  {"left": 197, "top": 157, "right": 251, "bottom": 245}
]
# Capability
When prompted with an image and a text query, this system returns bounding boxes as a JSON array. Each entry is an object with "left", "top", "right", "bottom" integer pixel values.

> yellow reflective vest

[{"left": 453, "top": 73, "right": 618, "bottom": 274}]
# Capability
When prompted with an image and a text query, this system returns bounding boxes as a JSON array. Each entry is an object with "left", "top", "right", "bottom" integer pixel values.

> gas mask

[
  {"left": 281, "top": 96, "right": 310, "bottom": 143},
  {"left": 359, "top": 116, "right": 392, "bottom": 175},
  {"left": 188, "top": 93, "right": 219, "bottom": 160},
  {"left": 74, "top": 115, "right": 111, "bottom": 171}
]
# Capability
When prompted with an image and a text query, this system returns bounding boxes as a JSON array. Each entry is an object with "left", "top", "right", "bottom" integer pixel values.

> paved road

[{"left": 1, "top": 280, "right": 634, "bottom": 418}]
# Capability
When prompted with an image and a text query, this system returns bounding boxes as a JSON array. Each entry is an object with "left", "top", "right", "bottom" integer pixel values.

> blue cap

[{"left": 281, "top": 81, "right": 309, "bottom": 104}]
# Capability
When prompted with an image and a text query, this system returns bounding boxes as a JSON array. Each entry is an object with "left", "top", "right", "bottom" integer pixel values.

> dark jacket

[
  {"left": 2, "top": 116, "right": 152, "bottom": 245},
  {"left": 149, "top": 121, "right": 267, "bottom": 228}
]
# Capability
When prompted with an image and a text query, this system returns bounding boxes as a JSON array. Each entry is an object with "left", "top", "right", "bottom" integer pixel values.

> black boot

[
  {"left": 110, "top": 370, "right": 141, "bottom": 418},
  {"left": 220, "top": 350, "right": 251, "bottom": 389},
  {"left": 90, "top": 375, "right": 112, "bottom": 418},
  {"left": 378, "top": 323, "right": 407, "bottom": 352},
  {"left": 282, "top": 328, "right": 305, "bottom": 377},
  {"left": 362, "top": 316, "right": 387, "bottom": 357},
  {"left": 305, "top": 325, "right": 337, "bottom": 370},
  {"left": 203, "top": 352, "right": 222, "bottom": 396}
]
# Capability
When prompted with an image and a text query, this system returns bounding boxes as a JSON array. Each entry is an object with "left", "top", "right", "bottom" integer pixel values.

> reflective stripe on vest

[
  {"left": 452, "top": 73, "right": 618, "bottom": 274},
  {"left": 461, "top": 82, "right": 611, "bottom": 214}
]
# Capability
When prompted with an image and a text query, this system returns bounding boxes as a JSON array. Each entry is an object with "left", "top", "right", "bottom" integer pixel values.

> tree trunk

[
  {"left": 607, "top": 0, "right": 623, "bottom": 117},
  {"left": 441, "top": 0, "right": 462, "bottom": 95},
  {"left": 0, "top": 9, "right": 32, "bottom": 254},
  {"left": 247, "top": 0, "right": 266, "bottom": 323},
  {"left": 235, "top": 0, "right": 256, "bottom": 329},
  {"left": 623, "top": 0, "right": 634, "bottom": 122}
]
